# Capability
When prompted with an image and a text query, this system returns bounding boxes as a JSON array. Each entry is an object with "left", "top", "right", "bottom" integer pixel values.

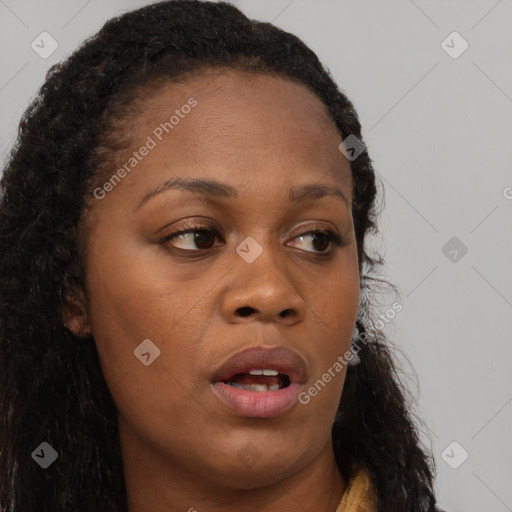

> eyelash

[{"left": 159, "top": 221, "right": 345, "bottom": 256}]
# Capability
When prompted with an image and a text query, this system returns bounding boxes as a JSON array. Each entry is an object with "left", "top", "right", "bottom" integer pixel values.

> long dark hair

[{"left": 0, "top": 1, "right": 439, "bottom": 510}]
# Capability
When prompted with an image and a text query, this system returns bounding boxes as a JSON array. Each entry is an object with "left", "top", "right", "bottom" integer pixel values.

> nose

[{"left": 219, "top": 250, "right": 305, "bottom": 326}]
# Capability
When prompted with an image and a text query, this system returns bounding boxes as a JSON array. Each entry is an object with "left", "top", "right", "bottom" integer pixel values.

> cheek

[
  {"left": 83, "top": 230, "right": 206, "bottom": 405},
  {"left": 307, "top": 253, "right": 360, "bottom": 342},
  {"left": 84, "top": 248, "right": 205, "bottom": 449},
  {"left": 299, "top": 259, "right": 360, "bottom": 411}
]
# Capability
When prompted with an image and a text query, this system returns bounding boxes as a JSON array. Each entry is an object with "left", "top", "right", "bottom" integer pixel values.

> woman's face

[{"left": 78, "top": 68, "right": 359, "bottom": 489}]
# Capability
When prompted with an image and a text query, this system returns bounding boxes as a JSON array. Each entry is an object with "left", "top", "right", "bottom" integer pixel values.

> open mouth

[
  {"left": 223, "top": 369, "right": 292, "bottom": 392},
  {"left": 210, "top": 345, "right": 306, "bottom": 417}
]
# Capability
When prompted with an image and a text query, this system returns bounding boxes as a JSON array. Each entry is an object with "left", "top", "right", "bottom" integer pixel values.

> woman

[{"left": 0, "top": 1, "right": 441, "bottom": 510}]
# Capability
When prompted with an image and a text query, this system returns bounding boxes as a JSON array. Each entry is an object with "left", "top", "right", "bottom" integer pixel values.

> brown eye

[
  {"left": 310, "top": 232, "right": 331, "bottom": 252},
  {"left": 164, "top": 228, "right": 219, "bottom": 251},
  {"left": 160, "top": 224, "right": 343, "bottom": 255},
  {"left": 192, "top": 230, "right": 217, "bottom": 250},
  {"left": 291, "top": 230, "right": 342, "bottom": 253}
]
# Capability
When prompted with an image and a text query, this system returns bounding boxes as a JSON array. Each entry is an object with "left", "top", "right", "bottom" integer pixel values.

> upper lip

[{"left": 210, "top": 345, "right": 307, "bottom": 384}]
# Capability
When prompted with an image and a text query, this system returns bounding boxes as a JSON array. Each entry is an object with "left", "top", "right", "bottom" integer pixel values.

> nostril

[{"left": 237, "top": 306, "right": 254, "bottom": 317}]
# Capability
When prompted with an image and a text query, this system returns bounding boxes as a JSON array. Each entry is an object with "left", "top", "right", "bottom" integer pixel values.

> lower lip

[{"left": 211, "top": 382, "right": 302, "bottom": 418}]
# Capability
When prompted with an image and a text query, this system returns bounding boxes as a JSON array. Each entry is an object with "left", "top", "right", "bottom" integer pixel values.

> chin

[
  {"left": 213, "top": 460, "right": 300, "bottom": 490},
  {"left": 199, "top": 438, "right": 314, "bottom": 490}
]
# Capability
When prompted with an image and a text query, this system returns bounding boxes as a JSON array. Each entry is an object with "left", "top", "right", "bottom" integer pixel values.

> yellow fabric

[{"left": 335, "top": 465, "right": 377, "bottom": 512}]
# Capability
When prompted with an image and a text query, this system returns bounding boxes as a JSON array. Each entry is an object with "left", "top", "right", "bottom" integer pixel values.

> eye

[
  {"left": 161, "top": 224, "right": 221, "bottom": 251},
  {"left": 160, "top": 222, "right": 343, "bottom": 254},
  {"left": 289, "top": 229, "right": 343, "bottom": 253}
]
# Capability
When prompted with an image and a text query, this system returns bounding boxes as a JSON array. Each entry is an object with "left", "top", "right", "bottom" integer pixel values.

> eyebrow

[{"left": 135, "top": 176, "right": 350, "bottom": 211}]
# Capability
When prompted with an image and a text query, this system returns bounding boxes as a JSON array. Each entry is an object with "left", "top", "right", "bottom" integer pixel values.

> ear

[{"left": 61, "top": 290, "right": 92, "bottom": 338}]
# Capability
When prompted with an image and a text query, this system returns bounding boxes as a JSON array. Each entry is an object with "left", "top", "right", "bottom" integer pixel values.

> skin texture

[{"left": 65, "top": 68, "right": 360, "bottom": 511}]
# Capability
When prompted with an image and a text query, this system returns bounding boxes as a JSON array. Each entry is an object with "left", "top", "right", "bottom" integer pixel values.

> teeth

[
  {"left": 227, "top": 382, "right": 281, "bottom": 392},
  {"left": 228, "top": 381, "right": 246, "bottom": 389},
  {"left": 248, "top": 369, "right": 279, "bottom": 376}
]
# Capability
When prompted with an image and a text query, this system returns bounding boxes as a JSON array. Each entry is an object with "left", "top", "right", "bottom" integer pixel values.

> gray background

[{"left": 1, "top": 1, "right": 511, "bottom": 510}]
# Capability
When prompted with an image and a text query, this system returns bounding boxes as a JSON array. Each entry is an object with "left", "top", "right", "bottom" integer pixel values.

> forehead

[
  {"left": 96, "top": 68, "right": 352, "bottom": 207},
  {"left": 136, "top": 66, "right": 337, "bottom": 135}
]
